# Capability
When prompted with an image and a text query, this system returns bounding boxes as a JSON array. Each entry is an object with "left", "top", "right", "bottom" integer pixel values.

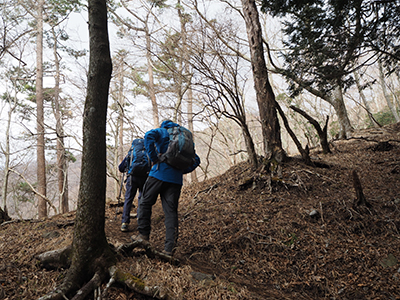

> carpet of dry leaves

[{"left": 1, "top": 123, "right": 400, "bottom": 300}]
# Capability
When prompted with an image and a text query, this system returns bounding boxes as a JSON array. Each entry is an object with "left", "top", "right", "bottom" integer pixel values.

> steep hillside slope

[{"left": 1, "top": 123, "right": 400, "bottom": 299}]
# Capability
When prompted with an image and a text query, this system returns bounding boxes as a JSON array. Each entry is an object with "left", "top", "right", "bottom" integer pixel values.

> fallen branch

[
  {"left": 320, "top": 201, "right": 325, "bottom": 225},
  {"left": 301, "top": 169, "right": 337, "bottom": 183},
  {"left": 193, "top": 183, "right": 218, "bottom": 200}
]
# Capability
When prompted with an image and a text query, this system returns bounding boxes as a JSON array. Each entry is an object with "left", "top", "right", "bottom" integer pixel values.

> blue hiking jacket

[{"left": 144, "top": 120, "right": 200, "bottom": 185}]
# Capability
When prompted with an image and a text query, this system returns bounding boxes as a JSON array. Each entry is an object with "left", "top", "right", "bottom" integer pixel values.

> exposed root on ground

[{"left": 36, "top": 239, "right": 179, "bottom": 299}]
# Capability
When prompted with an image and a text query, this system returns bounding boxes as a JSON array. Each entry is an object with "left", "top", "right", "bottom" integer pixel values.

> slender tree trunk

[
  {"left": 289, "top": 105, "right": 331, "bottom": 154},
  {"left": 241, "top": 122, "right": 258, "bottom": 168},
  {"left": 52, "top": 29, "right": 69, "bottom": 214},
  {"left": 36, "top": 0, "right": 47, "bottom": 218},
  {"left": 1, "top": 92, "right": 14, "bottom": 221},
  {"left": 173, "top": 44, "right": 183, "bottom": 123},
  {"left": 145, "top": 28, "right": 159, "bottom": 127},
  {"left": 378, "top": 60, "right": 400, "bottom": 122},
  {"left": 354, "top": 71, "right": 379, "bottom": 127},
  {"left": 241, "top": 0, "right": 284, "bottom": 161},
  {"left": 115, "top": 61, "right": 125, "bottom": 199},
  {"left": 187, "top": 87, "right": 198, "bottom": 182},
  {"left": 177, "top": 0, "right": 197, "bottom": 182}
]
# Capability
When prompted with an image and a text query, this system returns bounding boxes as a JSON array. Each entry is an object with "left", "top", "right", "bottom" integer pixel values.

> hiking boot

[
  {"left": 131, "top": 233, "right": 149, "bottom": 242},
  {"left": 120, "top": 223, "right": 129, "bottom": 232},
  {"left": 161, "top": 250, "right": 173, "bottom": 256}
]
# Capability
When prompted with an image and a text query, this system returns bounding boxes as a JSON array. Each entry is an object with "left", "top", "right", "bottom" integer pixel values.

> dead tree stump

[{"left": 351, "top": 170, "right": 371, "bottom": 208}]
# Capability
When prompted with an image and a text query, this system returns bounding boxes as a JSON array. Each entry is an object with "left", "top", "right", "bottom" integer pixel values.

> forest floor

[{"left": 1, "top": 122, "right": 400, "bottom": 300}]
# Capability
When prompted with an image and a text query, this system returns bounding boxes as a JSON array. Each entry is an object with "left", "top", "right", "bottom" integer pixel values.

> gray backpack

[{"left": 160, "top": 126, "right": 195, "bottom": 170}]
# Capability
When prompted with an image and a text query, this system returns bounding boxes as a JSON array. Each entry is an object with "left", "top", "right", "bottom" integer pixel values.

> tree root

[
  {"left": 36, "top": 245, "right": 72, "bottom": 270},
  {"left": 38, "top": 240, "right": 179, "bottom": 299},
  {"left": 116, "top": 239, "right": 180, "bottom": 266},
  {"left": 71, "top": 272, "right": 103, "bottom": 300},
  {"left": 107, "top": 266, "right": 173, "bottom": 300},
  {"left": 39, "top": 263, "right": 174, "bottom": 300}
]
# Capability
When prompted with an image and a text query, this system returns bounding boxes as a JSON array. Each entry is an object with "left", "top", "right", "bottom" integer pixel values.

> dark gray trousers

[
  {"left": 121, "top": 175, "right": 147, "bottom": 224},
  {"left": 138, "top": 176, "right": 182, "bottom": 252}
]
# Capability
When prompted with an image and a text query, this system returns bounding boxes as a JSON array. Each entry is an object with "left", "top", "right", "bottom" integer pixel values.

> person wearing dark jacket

[
  {"left": 134, "top": 120, "right": 200, "bottom": 256},
  {"left": 118, "top": 139, "right": 149, "bottom": 232}
]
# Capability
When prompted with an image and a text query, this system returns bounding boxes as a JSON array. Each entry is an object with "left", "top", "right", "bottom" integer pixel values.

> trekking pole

[{"left": 115, "top": 172, "right": 125, "bottom": 221}]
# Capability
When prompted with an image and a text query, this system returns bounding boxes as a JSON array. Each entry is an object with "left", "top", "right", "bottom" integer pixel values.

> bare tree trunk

[
  {"left": 36, "top": 0, "right": 47, "bottom": 218},
  {"left": 115, "top": 56, "right": 126, "bottom": 199},
  {"left": 187, "top": 88, "right": 198, "bottom": 182},
  {"left": 241, "top": 0, "right": 285, "bottom": 161},
  {"left": 354, "top": 71, "right": 380, "bottom": 127},
  {"left": 275, "top": 103, "right": 312, "bottom": 164},
  {"left": 173, "top": 45, "right": 183, "bottom": 123},
  {"left": 52, "top": 29, "right": 69, "bottom": 214},
  {"left": 241, "top": 123, "right": 258, "bottom": 168},
  {"left": 145, "top": 29, "right": 159, "bottom": 127},
  {"left": 1, "top": 92, "right": 13, "bottom": 221},
  {"left": 178, "top": 0, "right": 197, "bottom": 182},
  {"left": 332, "top": 84, "right": 353, "bottom": 139},
  {"left": 378, "top": 60, "right": 400, "bottom": 122},
  {"left": 290, "top": 105, "right": 331, "bottom": 154},
  {"left": 1, "top": 94, "right": 13, "bottom": 217}
]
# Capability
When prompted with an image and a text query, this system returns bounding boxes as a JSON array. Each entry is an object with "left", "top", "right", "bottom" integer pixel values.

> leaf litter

[{"left": 1, "top": 123, "right": 400, "bottom": 299}]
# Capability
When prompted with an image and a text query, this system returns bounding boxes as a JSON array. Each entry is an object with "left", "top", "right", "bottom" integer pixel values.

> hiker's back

[
  {"left": 127, "top": 139, "right": 151, "bottom": 177},
  {"left": 161, "top": 125, "right": 195, "bottom": 170}
]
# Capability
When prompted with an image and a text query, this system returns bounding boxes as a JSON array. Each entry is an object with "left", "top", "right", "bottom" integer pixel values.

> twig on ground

[{"left": 320, "top": 201, "right": 325, "bottom": 225}]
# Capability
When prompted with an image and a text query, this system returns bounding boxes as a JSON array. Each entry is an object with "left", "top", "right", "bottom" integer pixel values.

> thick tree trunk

[
  {"left": 36, "top": 0, "right": 47, "bottom": 218},
  {"left": 39, "top": 0, "right": 115, "bottom": 298},
  {"left": 66, "top": 0, "right": 115, "bottom": 284},
  {"left": 332, "top": 85, "right": 353, "bottom": 139},
  {"left": 241, "top": 0, "right": 285, "bottom": 161},
  {"left": 0, "top": 206, "right": 11, "bottom": 223}
]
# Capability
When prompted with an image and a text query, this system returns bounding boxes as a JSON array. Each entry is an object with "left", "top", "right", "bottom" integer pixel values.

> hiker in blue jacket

[
  {"left": 118, "top": 138, "right": 150, "bottom": 232},
  {"left": 134, "top": 120, "right": 200, "bottom": 256}
]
